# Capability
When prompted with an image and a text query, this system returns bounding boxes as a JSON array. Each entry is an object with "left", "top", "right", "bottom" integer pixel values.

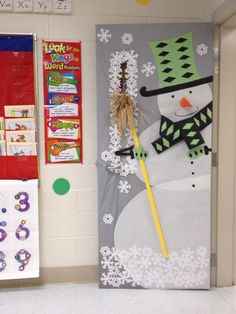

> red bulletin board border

[{"left": 42, "top": 41, "right": 83, "bottom": 164}]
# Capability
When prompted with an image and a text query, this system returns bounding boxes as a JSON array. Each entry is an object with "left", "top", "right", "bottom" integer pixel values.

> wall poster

[
  {"left": 96, "top": 23, "right": 213, "bottom": 289},
  {"left": 43, "top": 41, "right": 83, "bottom": 164}
]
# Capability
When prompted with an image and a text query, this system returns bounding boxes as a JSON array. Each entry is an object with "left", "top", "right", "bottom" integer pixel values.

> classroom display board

[
  {"left": 0, "top": 34, "right": 39, "bottom": 280},
  {"left": 96, "top": 23, "right": 213, "bottom": 289},
  {"left": 43, "top": 41, "right": 83, "bottom": 164}
]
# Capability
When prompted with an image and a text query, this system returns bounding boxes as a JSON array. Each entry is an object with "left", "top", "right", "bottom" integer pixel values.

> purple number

[
  {"left": 15, "top": 192, "right": 30, "bottom": 212},
  {"left": 15, "top": 249, "right": 31, "bottom": 271},
  {"left": 0, "top": 222, "right": 7, "bottom": 242},
  {"left": 15, "top": 220, "right": 30, "bottom": 241},
  {"left": 0, "top": 251, "right": 6, "bottom": 272}
]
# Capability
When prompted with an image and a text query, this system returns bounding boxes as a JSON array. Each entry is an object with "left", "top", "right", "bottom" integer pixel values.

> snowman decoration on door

[{"left": 114, "top": 32, "right": 213, "bottom": 289}]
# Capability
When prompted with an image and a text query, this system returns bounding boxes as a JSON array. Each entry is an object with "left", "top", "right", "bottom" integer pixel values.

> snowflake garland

[
  {"left": 100, "top": 50, "right": 139, "bottom": 177},
  {"left": 141, "top": 62, "right": 156, "bottom": 77},
  {"left": 109, "top": 50, "right": 139, "bottom": 98},
  {"left": 100, "top": 245, "right": 210, "bottom": 289},
  {"left": 97, "top": 28, "right": 112, "bottom": 43},
  {"left": 196, "top": 43, "right": 208, "bottom": 56},
  {"left": 121, "top": 33, "right": 134, "bottom": 45},
  {"left": 103, "top": 214, "right": 114, "bottom": 225},
  {"left": 118, "top": 180, "right": 131, "bottom": 194}
]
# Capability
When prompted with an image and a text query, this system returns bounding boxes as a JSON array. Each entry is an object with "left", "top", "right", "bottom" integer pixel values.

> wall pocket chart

[
  {"left": 43, "top": 41, "right": 83, "bottom": 164},
  {"left": 0, "top": 34, "right": 39, "bottom": 280},
  {"left": 96, "top": 23, "right": 213, "bottom": 289}
]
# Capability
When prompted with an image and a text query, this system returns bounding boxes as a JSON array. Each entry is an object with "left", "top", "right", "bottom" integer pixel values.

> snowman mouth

[{"left": 175, "top": 106, "right": 198, "bottom": 117}]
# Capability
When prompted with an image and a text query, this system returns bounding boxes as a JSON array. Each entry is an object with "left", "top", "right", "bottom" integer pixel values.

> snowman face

[{"left": 157, "top": 83, "right": 212, "bottom": 123}]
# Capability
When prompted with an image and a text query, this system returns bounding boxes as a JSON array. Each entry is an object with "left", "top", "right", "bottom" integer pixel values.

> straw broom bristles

[{"left": 109, "top": 92, "right": 136, "bottom": 134}]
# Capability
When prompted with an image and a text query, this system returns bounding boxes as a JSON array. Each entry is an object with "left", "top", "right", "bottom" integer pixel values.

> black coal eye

[
  {"left": 171, "top": 95, "right": 175, "bottom": 98},
  {"left": 189, "top": 90, "right": 192, "bottom": 94}
]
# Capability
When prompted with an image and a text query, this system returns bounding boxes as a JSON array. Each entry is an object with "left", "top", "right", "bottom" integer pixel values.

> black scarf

[{"left": 152, "top": 102, "right": 212, "bottom": 155}]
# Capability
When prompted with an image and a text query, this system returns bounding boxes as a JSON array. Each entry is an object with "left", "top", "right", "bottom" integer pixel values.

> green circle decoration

[{"left": 53, "top": 178, "right": 70, "bottom": 195}]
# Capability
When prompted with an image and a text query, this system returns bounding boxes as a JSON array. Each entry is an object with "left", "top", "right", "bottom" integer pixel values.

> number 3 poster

[{"left": 43, "top": 41, "right": 83, "bottom": 164}]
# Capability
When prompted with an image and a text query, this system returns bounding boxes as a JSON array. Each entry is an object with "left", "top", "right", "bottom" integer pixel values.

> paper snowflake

[
  {"left": 121, "top": 33, "right": 134, "bottom": 45},
  {"left": 141, "top": 62, "right": 156, "bottom": 77},
  {"left": 97, "top": 28, "right": 112, "bottom": 43},
  {"left": 103, "top": 214, "right": 114, "bottom": 225},
  {"left": 101, "top": 150, "right": 111, "bottom": 162},
  {"left": 100, "top": 245, "right": 210, "bottom": 289},
  {"left": 118, "top": 180, "right": 131, "bottom": 194},
  {"left": 100, "top": 246, "right": 137, "bottom": 288},
  {"left": 196, "top": 43, "right": 208, "bottom": 56}
]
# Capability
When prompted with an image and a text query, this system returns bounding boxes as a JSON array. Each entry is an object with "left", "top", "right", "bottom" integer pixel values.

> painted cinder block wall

[{"left": 0, "top": 0, "right": 224, "bottom": 269}]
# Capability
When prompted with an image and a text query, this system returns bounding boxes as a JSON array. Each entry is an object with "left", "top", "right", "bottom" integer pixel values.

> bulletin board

[
  {"left": 0, "top": 34, "right": 39, "bottom": 280},
  {"left": 96, "top": 23, "right": 213, "bottom": 289}
]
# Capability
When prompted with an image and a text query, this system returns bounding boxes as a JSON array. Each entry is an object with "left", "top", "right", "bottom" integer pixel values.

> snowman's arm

[{"left": 115, "top": 145, "right": 134, "bottom": 158}]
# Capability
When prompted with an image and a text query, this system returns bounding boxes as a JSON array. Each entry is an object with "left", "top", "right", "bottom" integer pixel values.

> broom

[{"left": 110, "top": 91, "right": 168, "bottom": 259}]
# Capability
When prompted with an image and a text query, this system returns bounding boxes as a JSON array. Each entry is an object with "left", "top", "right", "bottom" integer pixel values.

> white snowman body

[{"left": 114, "top": 83, "right": 212, "bottom": 289}]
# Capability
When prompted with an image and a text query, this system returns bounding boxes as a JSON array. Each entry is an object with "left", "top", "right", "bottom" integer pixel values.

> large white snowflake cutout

[
  {"left": 141, "top": 62, "right": 156, "bottom": 77},
  {"left": 118, "top": 180, "right": 131, "bottom": 194},
  {"left": 100, "top": 245, "right": 210, "bottom": 289},
  {"left": 97, "top": 28, "right": 112, "bottom": 43},
  {"left": 103, "top": 214, "right": 114, "bottom": 225},
  {"left": 121, "top": 33, "right": 134, "bottom": 45},
  {"left": 196, "top": 43, "right": 208, "bottom": 56}
]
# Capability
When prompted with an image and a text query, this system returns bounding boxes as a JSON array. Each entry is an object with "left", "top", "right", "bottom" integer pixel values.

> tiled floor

[{"left": 0, "top": 283, "right": 235, "bottom": 314}]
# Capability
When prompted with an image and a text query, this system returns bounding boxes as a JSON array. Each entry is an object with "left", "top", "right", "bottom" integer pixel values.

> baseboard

[
  {"left": 0, "top": 265, "right": 99, "bottom": 288},
  {"left": 0, "top": 264, "right": 218, "bottom": 289}
]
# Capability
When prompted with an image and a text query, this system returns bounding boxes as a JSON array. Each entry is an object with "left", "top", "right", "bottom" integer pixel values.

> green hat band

[{"left": 149, "top": 32, "right": 201, "bottom": 90}]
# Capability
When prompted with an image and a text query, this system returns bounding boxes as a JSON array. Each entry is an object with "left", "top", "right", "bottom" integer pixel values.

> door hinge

[
  {"left": 211, "top": 253, "right": 217, "bottom": 267},
  {"left": 212, "top": 152, "right": 218, "bottom": 167}
]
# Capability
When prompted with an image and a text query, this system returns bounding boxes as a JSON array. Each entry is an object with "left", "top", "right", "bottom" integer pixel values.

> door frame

[{"left": 213, "top": 1, "right": 236, "bottom": 287}]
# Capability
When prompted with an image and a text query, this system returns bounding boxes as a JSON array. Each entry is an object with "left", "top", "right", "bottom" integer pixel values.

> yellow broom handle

[{"left": 131, "top": 127, "right": 168, "bottom": 259}]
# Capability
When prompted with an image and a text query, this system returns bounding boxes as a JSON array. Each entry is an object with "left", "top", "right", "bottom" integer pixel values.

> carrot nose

[{"left": 180, "top": 97, "right": 192, "bottom": 108}]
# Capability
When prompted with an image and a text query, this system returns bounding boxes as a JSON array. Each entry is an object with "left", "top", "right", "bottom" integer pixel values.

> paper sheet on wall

[{"left": 0, "top": 179, "right": 39, "bottom": 280}]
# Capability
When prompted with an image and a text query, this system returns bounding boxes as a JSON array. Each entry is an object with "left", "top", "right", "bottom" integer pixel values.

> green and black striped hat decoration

[{"left": 140, "top": 32, "right": 213, "bottom": 97}]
